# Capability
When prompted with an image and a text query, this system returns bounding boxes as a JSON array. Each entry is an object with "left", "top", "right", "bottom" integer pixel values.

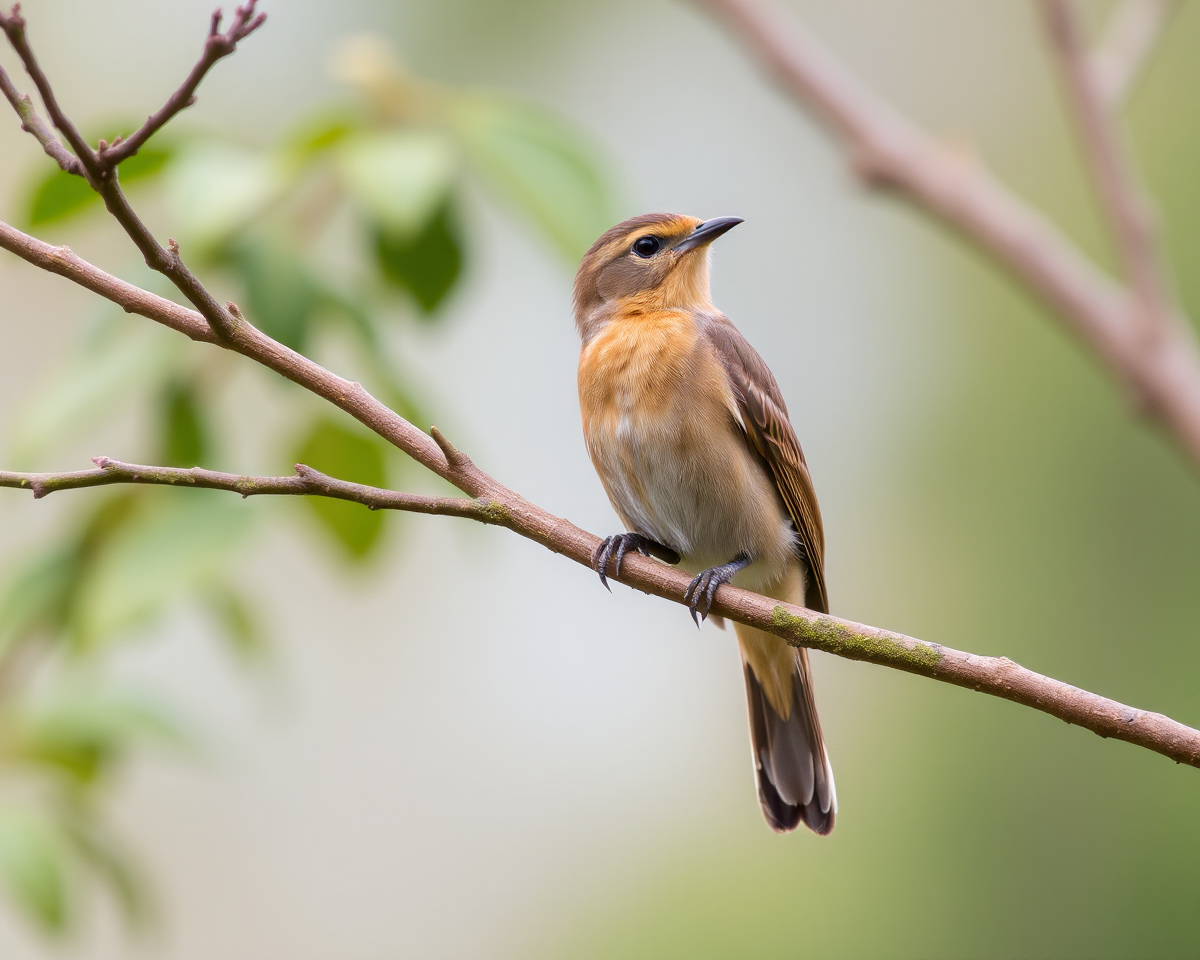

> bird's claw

[
  {"left": 683, "top": 553, "right": 752, "bottom": 626},
  {"left": 593, "top": 533, "right": 651, "bottom": 591}
]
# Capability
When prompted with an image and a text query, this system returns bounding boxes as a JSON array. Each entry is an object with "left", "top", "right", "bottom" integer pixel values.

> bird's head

[{"left": 573, "top": 212, "right": 742, "bottom": 340}]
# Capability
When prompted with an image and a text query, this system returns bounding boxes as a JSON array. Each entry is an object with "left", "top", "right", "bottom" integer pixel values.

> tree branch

[
  {"left": 0, "top": 5, "right": 97, "bottom": 180},
  {"left": 0, "top": 3, "right": 257, "bottom": 339},
  {"left": 1091, "top": 0, "right": 1176, "bottom": 106},
  {"left": 98, "top": 2, "right": 266, "bottom": 167},
  {"left": 0, "top": 61, "right": 83, "bottom": 174},
  {"left": 2, "top": 6, "right": 1197, "bottom": 785},
  {"left": 1041, "top": 0, "right": 1175, "bottom": 351},
  {"left": 1, "top": 223, "right": 1198, "bottom": 768},
  {"left": 0, "top": 458, "right": 497, "bottom": 521},
  {"left": 693, "top": 0, "right": 1200, "bottom": 471}
]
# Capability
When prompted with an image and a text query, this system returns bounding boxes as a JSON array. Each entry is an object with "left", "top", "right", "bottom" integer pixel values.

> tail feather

[{"left": 741, "top": 643, "right": 836, "bottom": 835}]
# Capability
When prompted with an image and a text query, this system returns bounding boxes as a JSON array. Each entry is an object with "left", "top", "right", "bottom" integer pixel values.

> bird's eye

[{"left": 633, "top": 235, "right": 661, "bottom": 258}]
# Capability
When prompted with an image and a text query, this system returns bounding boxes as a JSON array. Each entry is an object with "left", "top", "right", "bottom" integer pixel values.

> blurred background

[{"left": 1, "top": 0, "right": 1199, "bottom": 956}]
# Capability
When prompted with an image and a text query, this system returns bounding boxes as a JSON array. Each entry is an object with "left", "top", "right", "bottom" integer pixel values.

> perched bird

[{"left": 574, "top": 213, "right": 835, "bottom": 834}]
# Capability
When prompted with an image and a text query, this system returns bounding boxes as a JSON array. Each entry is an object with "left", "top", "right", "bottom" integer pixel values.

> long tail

[{"left": 736, "top": 622, "right": 836, "bottom": 834}]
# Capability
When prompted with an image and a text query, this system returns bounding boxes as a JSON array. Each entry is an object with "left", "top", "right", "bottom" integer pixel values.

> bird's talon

[
  {"left": 595, "top": 532, "right": 674, "bottom": 592},
  {"left": 683, "top": 553, "right": 752, "bottom": 626}
]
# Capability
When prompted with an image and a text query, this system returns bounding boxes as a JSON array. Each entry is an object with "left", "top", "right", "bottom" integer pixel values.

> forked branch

[
  {"left": 99, "top": 1, "right": 266, "bottom": 166},
  {"left": 695, "top": 0, "right": 1200, "bottom": 468},
  {"left": 1, "top": 6, "right": 1198, "bottom": 773}
]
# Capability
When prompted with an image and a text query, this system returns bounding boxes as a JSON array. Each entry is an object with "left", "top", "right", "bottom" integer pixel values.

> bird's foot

[
  {"left": 593, "top": 533, "right": 679, "bottom": 591},
  {"left": 683, "top": 553, "right": 752, "bottom": 626}
]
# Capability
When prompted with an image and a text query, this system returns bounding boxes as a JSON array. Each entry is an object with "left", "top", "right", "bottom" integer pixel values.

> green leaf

[
  {"left": 453, "top": 96, "right": 611, "bottom": 261},
  {"left": 374, "top": 201, "right": 464, "bottom": 315},
  {"left": 165, "top": 143, "right": 278, "bottom": 247},
  {"left": 76, "top": 493, "right": 251, "bottom": 644},
  {"left": 203, "top": 585, "right": 269, "bottom": 665},
  {"left": 55, "top": 811, "right": 150, "bottom": 930},
  {"left": 159, "top": 379, "right": 210, "bottom": 467},
  {"left": 282, "top": 111, "right": 361, "bottom": 165},
  {"left": 13, "top": 686, "right": 192, "bottom": 785},
  {"left": 10, "top": 320, "right": 180, "bottom": 467},
  {"left": 293, "top": 418, "right": 388, "bottom": 561},
  {"left": 338, "top": 129, "right": 457, "bottom": 237},
  {"left": 25, "top": 144, "right": 173, "bottom": 227},
  {"left": 0, "top": 806, "right": 70, "bottom": 934},
  {"left": 0, "top": 547, "right": 77, "bottom": 652},
  {"left": 26, "top": 171, "right": 95, "bottom": 227},
  {"left": 223, "top": 239, "right": 321, "bottom": 351}
]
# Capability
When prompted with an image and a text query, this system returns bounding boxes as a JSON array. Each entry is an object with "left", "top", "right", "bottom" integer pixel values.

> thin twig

[
  {"left": 1092, "top": 0, "right": 1176, "bottom": 106},
  {"left": 99, "top": 1, "right": 266, "bottom": 167},
  {"left": 0, "top": 4, "right": 246, "bottom": 338},
  {"left": 0, "top": 5, "right": 97, "bottom": 181},
  {"left": 1041, "top": 0, "right": 1176, "bottom": 353},
  {"left": 694, "top": 0, "right": 1200, "bottom": 470},
  {"left": 0, "top": 459, "right": 498, "bottom": 521},
  {"left": 0, "top": 61, "right": 82, "bottom": 174},
  {"left": 1, "top": 227, "right": 1198, "bottom": 769}
]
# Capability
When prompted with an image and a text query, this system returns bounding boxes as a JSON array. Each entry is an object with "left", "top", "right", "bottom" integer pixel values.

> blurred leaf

[
  {"left": 453, "top": 96, "right": 611, "bottom": 261},
  {"left": 315, "top": 287, "right": 435, "bottom": 424},
  {"left": 282, "top": 111, "right": 360, "bottom": 165},
  {"left": 293, "top": 418, "right": 388, "bottom": 561},
  {"left": 55, "top": 810, "right": 149, "bottom": 930},
  {"left": 339, "top": 129, "right": 456, "bottom": 236},
  {"left": 13, "top": 686, "right": 192, "bottom": 786},
  {"left": 0, "top": 493, "right": 142, "bottom": 655},
  {"left": 26, "top": 172, "right": 94, "bottom": 228},
  {"left": 25, "top": 144, "right": 173, "bottom": 227},
  {"left": 159, "top": 379, "right": 209, "bottom": 467},
  {"left": 223, "top": 239, "right": 321, "bottom": 351},
  {"left": 11, "top": 323, "right": 179, "bottom": 466},
  {"left": 165, "top": 143, "right": 278, "bottom": 247},
  {"left": 0, "top": 806, "right": 70, "bottom": 934},
  {"left": 0, "top": 547, "right": 76, "bottom": 652},
  {"left": 76, "top": 493, "right": 251, "bottom": 644},
  {"left": 374, "top": 201, "right": 464, "bottom": 315},
  {"left": 203, "top": 585, "right": 269, "bottom": 665}
]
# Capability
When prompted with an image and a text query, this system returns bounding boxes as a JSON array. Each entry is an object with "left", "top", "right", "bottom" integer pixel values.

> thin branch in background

[
  {"left": 1091, "top": 0, "right": 1177, "bottom": 106},
  {"left": 99, "top": 1, "right": 266, "bottom": 166},
  {"left": 1041, "top": 0, "right": 1176, "bottom": 353},
  {"left": 1, "top": 5, "right": 1198, "bottom": 786},
  {"left": 693, "top": 0, "right": 1200, "bottom": 471}
]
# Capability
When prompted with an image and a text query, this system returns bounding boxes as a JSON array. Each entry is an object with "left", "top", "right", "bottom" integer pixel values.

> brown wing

[{"left": 702, "top": 315, "right": 828, "bottom": 613}]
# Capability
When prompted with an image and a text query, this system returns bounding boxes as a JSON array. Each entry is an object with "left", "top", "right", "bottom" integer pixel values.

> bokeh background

[{"left": 2, "top": 0, "right": 1199, "bottom": 957}]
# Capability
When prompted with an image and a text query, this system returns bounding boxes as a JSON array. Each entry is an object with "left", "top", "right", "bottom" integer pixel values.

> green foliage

[
  {"left": 160, "top": 380, "right": 210, "bottom": 467},
  {"left": 0, "top": 807, "right": 70, "bottom": 933},
  {"left": 26, "top": 144, "right": 173, "bottom": 227},
  {"left": 222, "top": 238, "right": 324, "bottom": 351},
  {"left": 293, "top": 419, "right": 389, "bottom": 560},
  {"left": 375, "top": 202, "right": 465, "bottom": 314},
  {"left": 1, "top": 33, "right": 613, "bottom": 940},
  {"left": 454, "top": 96, "right": 612, "bottom": 262},
  {"left": 339, "top": 129, "right": 457, "bottom": 236}
]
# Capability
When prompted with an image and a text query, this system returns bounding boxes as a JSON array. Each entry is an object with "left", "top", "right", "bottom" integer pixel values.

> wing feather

[{"left": 702, "top": 315, "right": 828, "bottom": 613}]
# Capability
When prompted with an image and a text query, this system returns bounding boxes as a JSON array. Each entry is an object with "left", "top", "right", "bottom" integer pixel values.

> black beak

[{"left": 676, "top": 216, "right": 744, "bottom": 253}]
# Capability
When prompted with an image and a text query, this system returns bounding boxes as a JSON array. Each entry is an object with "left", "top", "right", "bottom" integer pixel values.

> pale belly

[{"left": 585, "top": 393, "right": 798, "bottom": 594}]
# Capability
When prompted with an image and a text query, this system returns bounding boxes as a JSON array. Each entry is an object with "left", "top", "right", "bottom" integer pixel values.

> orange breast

[{"left": 578, "top": 309, "right": 700, "bottom": 437}]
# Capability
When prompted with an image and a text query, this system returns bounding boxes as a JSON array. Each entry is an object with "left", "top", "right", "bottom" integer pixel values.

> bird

[{"left": 574, "top": 212, "right": 835, "bottom": 834}]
